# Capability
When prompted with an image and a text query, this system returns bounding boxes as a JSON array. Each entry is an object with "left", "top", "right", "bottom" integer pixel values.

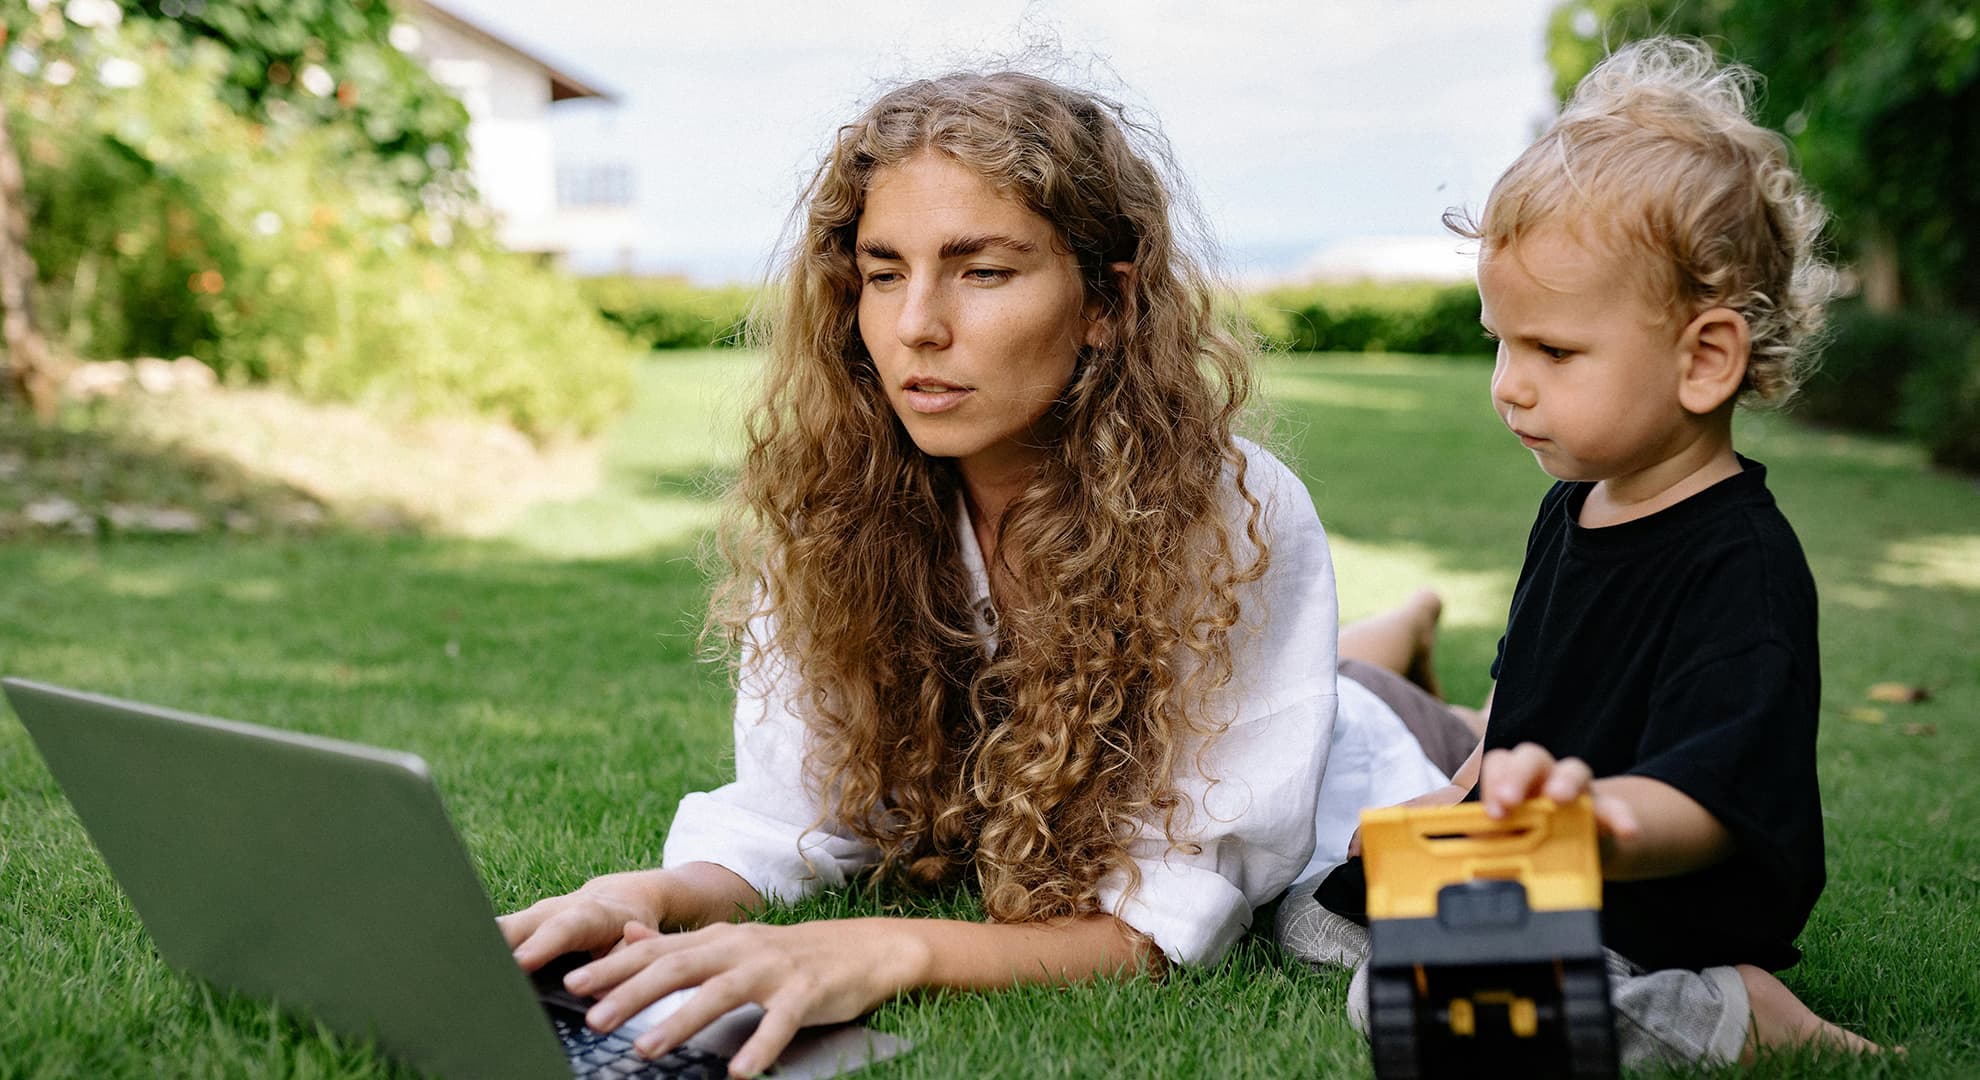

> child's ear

[
  {"left": 1082, "top": 261, "right": 1137, "bottom": 350},
  {"left": 1676, "top": 307, "right": 1751, "bottom": 415}
]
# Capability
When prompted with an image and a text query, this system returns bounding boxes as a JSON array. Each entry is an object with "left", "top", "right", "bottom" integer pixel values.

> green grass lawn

[{"left": 3, "top": 351, "right": 1976, "bottom": 1078}]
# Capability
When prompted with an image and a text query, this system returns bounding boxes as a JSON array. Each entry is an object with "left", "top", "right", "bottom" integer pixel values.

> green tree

[
  {"left": 0, "top": 103, "right": 58, "bottom": 416},
  {"left": 1, "top": 2, "right": 630, "bottom": 436},
  {"left": 0, "top": 0, "right": 473, "bottom": 414},
  {"left": 122, "top": 0, "right": 473, "bottom": 204},
  {"left": 1546, "top": 0, "right": 1980, "bottom": 317}
]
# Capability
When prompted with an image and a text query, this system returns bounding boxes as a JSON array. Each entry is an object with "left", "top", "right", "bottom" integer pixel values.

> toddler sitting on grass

[{"left": 1277, "top": 37, "right": 1885, "bottom": 1066}]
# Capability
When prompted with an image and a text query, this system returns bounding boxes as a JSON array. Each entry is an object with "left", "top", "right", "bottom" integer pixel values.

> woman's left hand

[{"left": 564, "top": 917, "right": 925, "bottom": 1079}]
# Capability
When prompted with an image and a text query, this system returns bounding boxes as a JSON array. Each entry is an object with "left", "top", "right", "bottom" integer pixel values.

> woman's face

[{"left": 855, "top": 152, "right": 1102, "bottom": 488}]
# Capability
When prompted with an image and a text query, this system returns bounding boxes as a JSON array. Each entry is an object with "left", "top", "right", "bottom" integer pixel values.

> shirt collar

[
  {"left": 955, "top": 493, "right": 997, "bottom": 646},
  {"left": 956, "top": 491, "right": 992, "bottom": 606}
]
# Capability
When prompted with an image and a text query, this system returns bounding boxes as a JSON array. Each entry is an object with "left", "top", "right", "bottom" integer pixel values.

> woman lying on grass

[{"left": 500, "top": 70, "right": 1462, "bottom": 1076}]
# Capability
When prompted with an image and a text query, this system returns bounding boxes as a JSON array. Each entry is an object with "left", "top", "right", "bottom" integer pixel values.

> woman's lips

[{"left": 902, "top": 379, "right": 972, "bottom": 415}]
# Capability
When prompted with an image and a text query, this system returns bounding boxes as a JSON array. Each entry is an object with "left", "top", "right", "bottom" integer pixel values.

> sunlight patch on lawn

[
  {"left": 218, "top": 578, "right": 285, "bottom": 603},
  {"left": 1874, "top": 534, "right": 1980, "bottom": 592},
  {"left": 282, "top": 659, "right": 409, "bottom": 689},
  {"left": 443, "top": 699, "right": 608, "bottom": 739},
  {"left": 0, "top": 644, "right": 141, "bottom": 689},
  {"left": 1828, "top": 584, "right": 1893, "bottom": 610},
  {"left": 118, "top": 385, "right": 604, "bottom": 537},
  {"left": 502, "top": 495, "right": 722, "bottom": 561},
  {"left": 1260, "top": 375, "right": 1427, "bottom": 413},
  {"left": 96, "top": 567, "right": 192, "bottom": 599},
  {"left": 1329, "top": 534, "right": 1513, "bottom": 628},
  {"left": 1735, "top": 414, "right": 1929, "bottom": 470}
]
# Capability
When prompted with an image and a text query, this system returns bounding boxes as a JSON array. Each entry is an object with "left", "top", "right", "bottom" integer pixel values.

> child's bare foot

[
  {"left": 1738, "top": 964, "right": 1884, "bottom": 1060},
  {"left": 1400, "top": 589, "right": 1444, "bottom": 699}
]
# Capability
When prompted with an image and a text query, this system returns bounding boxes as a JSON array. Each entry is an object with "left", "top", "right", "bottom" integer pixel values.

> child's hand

[
  {"left": 1347, "top": 783, "right": 1468, "bottom": 856},
  {"left": 1480, "top": 741, "right": 1641, "bottom": 843}
]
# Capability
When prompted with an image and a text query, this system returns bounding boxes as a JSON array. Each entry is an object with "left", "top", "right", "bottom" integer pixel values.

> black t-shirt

[{"left": 1484, "top": 457, "right": 1824, "bottom": 972}]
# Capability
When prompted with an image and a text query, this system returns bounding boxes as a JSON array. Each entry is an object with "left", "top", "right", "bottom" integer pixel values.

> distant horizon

[
  {"left": 442, "top": 0, "right": 1554, "bottom": 288},
  {"left": 561, "top": 232, "right": 1482, "bottom": 288}
]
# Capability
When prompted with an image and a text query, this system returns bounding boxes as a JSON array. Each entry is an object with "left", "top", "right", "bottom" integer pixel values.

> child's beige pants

[{"left": 1275, "top": 878, "right": 1751, "bottom": 1067}]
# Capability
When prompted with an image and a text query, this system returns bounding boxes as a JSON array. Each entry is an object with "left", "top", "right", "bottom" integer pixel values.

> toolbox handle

[{"left": 1403, "top": 800, "right": 1558, "bottom": 855}]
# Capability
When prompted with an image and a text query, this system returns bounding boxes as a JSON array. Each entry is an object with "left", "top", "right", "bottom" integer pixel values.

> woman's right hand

[
  {"left": 500, "top": 869, "right": 674, "bottom": 973},
  {"left": 500, "top": 863, "right": 763, "bottom": 972}
]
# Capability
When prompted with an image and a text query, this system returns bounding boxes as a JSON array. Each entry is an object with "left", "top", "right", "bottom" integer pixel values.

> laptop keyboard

[{"left": 551, "top": 1013, "right": 732, "bottom": 1079}]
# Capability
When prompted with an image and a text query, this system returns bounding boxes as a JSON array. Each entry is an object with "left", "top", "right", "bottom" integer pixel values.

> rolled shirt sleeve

[
  {"left": 661, "top": 618, "right": 881, "bottom": 901},
  {"left": 1094, "top": 441, "right": 1340, "bottom": 965}
]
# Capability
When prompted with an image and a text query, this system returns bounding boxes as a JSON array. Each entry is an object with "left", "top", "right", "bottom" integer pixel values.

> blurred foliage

[
  {"left": 2, "top": 0, "right": 474, "bottom": 209},
  {"left": 1244, "top": 280, "right": 1490, "bottom": 357},
  {"left": 1546, "top": 0, "right": 1980, "bottom": 318},
  {"left": 1898, "top": 325, "right": 1980, "bottom": 473},
  {"left": 1797, "top": 305, "right": 1980, "bottom": 472},
  {"left": 119, "top": 0, "right": 474, "bottom": 208},
  {"left": 124, "top": 0, "right": 472, "bottom": 205},
  {"left": 579, "top": 276, "right": 754, "bottom": 351},
  {"left": 3, "top": 1, "right": 632, "bottom": 436}
]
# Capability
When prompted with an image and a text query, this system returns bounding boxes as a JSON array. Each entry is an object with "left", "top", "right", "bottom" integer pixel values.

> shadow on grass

[{"left": 0, "top": 398, "right": 330, "bottom": 538}]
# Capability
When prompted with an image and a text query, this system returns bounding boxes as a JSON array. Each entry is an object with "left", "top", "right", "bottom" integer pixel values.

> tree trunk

[
  {"left": 0, "top": 104, "right": 59, "bottom": 419},
  {"left": 1857, "top": 226, "right": 1903, "bottom": 315}
]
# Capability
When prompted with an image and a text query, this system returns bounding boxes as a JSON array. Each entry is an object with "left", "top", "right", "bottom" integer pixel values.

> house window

[{"left": 557, "top": 163, "right": 634, "bottom": 209}]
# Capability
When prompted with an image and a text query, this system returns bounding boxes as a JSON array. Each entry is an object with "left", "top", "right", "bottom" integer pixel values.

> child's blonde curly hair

[{"left": 1450, "top": 37, "right": 1836, "bottom": 405}]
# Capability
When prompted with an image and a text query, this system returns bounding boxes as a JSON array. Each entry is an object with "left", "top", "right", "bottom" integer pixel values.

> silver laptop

[{"left": 3, "top": 678, "right": 908, "bottom": 1080}]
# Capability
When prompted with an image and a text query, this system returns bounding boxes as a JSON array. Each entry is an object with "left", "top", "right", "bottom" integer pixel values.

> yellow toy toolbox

[{"left": 1360, "top": 796, "right": 1618, "bottom": 1079}]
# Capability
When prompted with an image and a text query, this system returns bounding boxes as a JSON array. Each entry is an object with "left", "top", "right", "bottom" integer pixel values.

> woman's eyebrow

[
  {"left": 939, "top": 234, "right": 1037, "bottom": 259},
  {"left": 855, "top": 234, "right": 1039, "bottom": 261}
]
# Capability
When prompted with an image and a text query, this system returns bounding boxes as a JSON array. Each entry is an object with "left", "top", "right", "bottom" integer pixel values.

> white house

[{"left": 397, "top": 0, "right": 635, "bottom": 263}]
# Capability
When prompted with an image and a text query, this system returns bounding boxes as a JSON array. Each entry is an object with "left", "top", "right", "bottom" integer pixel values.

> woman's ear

[
  {"left": 1676, "top": 306, "right": 1751, "bottom": 415},
  {"left": 1082, "top": 261, "right": 1137, "bottom": 350}
]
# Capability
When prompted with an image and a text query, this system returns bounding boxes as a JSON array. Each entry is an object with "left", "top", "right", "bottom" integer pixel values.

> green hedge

[
  {"left": 15, "top": 19, "right": 631, "bottom": 438},
  {"left": 1798, "top": 304, "right": 1980, "bottom": 472},
  {"left": 1243, "top": 280, "right": 1490, "bottom": 357},
  {"left": 571, "top": 275, "right": 1490, "bottom": 360},
  {"left": 579, "top": 277, "right": 755, "bottom": 351}
]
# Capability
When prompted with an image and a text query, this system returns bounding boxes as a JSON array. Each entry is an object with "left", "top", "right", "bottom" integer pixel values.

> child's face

[{"left": 1478, "top": 225, "right": 1692, "bottom": 487}]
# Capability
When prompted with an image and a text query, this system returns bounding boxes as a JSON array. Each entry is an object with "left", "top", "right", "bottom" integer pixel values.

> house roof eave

[{"left": 403, "top": 0, "right": 619, "bottom": 104}]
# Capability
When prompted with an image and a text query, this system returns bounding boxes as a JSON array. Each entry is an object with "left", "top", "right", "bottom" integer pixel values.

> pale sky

[{"left": 443, "top": 0, "right": 1563, "bottom": 283}]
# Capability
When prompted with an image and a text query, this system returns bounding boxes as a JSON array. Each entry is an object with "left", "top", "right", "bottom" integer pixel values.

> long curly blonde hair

[{"left": 709, "top": 71, "right": 1264, "bottom": 923}]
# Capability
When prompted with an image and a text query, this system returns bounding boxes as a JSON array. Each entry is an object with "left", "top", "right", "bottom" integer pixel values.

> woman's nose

[{"left": 896, "top": 279, "right": 952, "bottom": 350}]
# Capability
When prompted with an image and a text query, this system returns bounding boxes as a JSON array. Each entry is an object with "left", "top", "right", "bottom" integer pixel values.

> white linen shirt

[{"left": 663, "top": 440, "right": 1378, "bottom": 965}]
